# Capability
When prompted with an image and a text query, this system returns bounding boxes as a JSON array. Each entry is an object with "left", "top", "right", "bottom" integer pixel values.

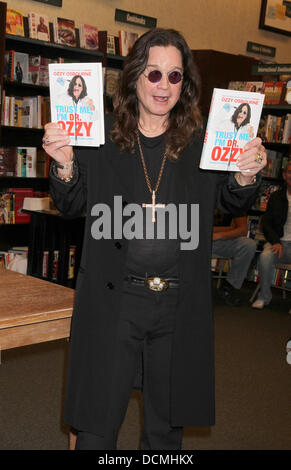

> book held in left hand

[{"left": 200, "top": 88, "right": 265, "bottom": 172}]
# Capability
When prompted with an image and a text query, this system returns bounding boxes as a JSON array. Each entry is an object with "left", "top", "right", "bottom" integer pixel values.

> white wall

[{"left": 5, "top": 0, "right": 291, "bottom": 62}]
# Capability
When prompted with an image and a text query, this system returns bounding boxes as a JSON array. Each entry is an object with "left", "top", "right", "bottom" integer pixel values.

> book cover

[
  {"left": 118, "top": 31, "right": 138, "bottom": 56},
  {"left": 6, "top": 8, "right": 24, "bottom": 37},
  {"left": 107, "top": 34, "right": 116, "bottom": 55},
  {"left": 53, "top": 17, "right": 77, "bottom": 47},
  {"left": 105, "top": 67, "right": 121, "bottom": 97},
  {"left": 49, "top": 62, "right": 105, "bottom": 146},
  {"left": 14, "top": 96, "right": 23, "bottom": 127},
  {"left": 199, "top": 88, "right": 265, "bottom": 172},
  {"left": 28, "top": 55, "right": 41, "bottom": 85},
  {"left": 229, "top": 81, "right": 265, "bottom": 93},
  {"left": 28, "top": 12, "right": 50, "bottom": 42},
  {"left": 8, "top": 187, "right": 34, "bottom": 224},
  {"left": 0, "top": 147, "right": 17, "bottom": 176},
  {"left": 264, "top": 82, "right": 285, "bottom": 105},
  {"left": 80, "top": 24, "right": 99, "bottom": 50},
  {"left": 282, "top": 114, "right": 291, "bottom": 144},
  {"left": 12, "top": 52, "right": 29, "bottom": 83},
  {"left": 3, "top": 51, "right": 11, "bottom": 80},
  {"left": 0, "top": 192, "right": 15, "bottom": 224},
  {"left": 23, "top": 147, "right": 37, "bottom": 177},
  {"left": 16, "top": 148, "right": 27, "bottom": 177}
]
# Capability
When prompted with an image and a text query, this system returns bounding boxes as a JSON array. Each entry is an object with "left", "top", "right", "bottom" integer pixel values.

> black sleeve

[
  {"left": 215, "top": 171, "right": 261, "bottom": 215},
  {"left": 49, "top": 147, "right": 89, "bottom": 218}
]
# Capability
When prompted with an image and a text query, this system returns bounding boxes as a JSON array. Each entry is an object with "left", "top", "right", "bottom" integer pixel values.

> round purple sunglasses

[{"left": 143, "top": 69, "right": 183, "bottom": 85}]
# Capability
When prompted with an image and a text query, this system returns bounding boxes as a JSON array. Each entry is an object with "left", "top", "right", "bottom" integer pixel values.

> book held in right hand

[
  {"left": 200, "top": 88, "right": 265, "bottom": 172},
  {"left": 49, "top": 62, "right": 104, "bottom": 147}
]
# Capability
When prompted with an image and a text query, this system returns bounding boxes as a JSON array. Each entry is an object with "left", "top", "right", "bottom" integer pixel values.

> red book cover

[{"left": 8, "top": 188, "right": 34, "bottom": 224}]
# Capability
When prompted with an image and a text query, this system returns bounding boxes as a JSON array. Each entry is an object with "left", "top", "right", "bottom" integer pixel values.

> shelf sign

[
  {"left": 32, "top": 0, "right": 62, "bottom": 6},
  {"left": 115, "top": 9, "right": 157, "bottom": 29},
  {"left": 247, "top": 41, "right": 276, "bottom": 58},
  {"left": 252, "top": 63, "right": 291, "bottom": 74}
]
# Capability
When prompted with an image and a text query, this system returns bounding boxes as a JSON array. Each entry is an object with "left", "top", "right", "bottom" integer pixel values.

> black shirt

[{"left": 125, "top": 131, "right": 180, "bottom": 278}]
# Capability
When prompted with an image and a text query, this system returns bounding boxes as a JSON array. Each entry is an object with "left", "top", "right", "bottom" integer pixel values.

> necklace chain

[{"left": 136, "top": 131, "right": 167, "bottom": 195}]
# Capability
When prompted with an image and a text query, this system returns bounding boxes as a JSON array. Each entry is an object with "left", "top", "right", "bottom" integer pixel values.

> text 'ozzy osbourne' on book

[
  {"left": 48, "top": 62, "right": 105, "bottom": 147},
  {"left": 200, "top": 88, "right": 265, "bottom": 172}
]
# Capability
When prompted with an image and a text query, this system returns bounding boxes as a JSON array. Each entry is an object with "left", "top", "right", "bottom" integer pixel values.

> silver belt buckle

[{"left": 145, "top": 277, "right": 169, "bottom": 292}]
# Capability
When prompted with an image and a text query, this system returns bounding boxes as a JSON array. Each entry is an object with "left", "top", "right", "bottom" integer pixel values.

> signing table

[{"left": 0, "top": 268, "right": 74, "bottom": 350}]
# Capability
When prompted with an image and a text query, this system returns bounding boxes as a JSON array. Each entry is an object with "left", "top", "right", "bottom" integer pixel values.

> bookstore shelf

[
  {"left": 0, "top": 1, "right": 111, "bottom": 285},
  {"left": 5, "top": 33, "right": 104, "bottom": 61}
]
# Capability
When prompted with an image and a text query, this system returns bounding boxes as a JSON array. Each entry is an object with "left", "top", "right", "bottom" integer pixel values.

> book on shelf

[
  {"left": 79, "top": 24, "right": 99, "bottom": 50},
  {"left": 3, "top": 51, "right": 62, "bottom": 87},
  {"left": 68, "top": 245, "right": 76, "bottom": 279},
  {"left": 40, "top": 245, "right": 77, "bottom": 281},
  {"left": 6, "top": 8, "right": 24, "bottom": 37},
  {"left": 53, "top": 17, "right": 77, "bottom": 47},
  {"left": 282, "top": 114, "right": 291, "bottom": 144},
  {"left": 0, "top": 147, "right": 17, "bottom": 177},
  {"left": 104, "top": 67, "right": 121, "bottom": 97},
  {"left": 8, "top": 187, "right": 34, "bottom": 224},
  {"left": 10, "top": 51, "right": 29, "bottom": 84},
  {"left": 285, "top": 80, "right": 291, "bottom": 105},
  {"left": 28, "top": 12, "right": 50, "bottom": 42},
  {"left": 0, "top": 147, "right": 49, "bottom": 178},
  {"left": 0, "top": 248, "right": 28, "bottom": 274},
  {"left": 258, "top": 113, "right": 291, "bottom": 144},
  {"left": 36, "top": 149, "right": 50, "bottom": 178},
  {"left": 118, "top": 31, "right": 138, "bottom": 56},
  {"left": 28, "top": 55, "right": 41, "bottom": 85},
  {"left": 0, "top": 191, "right": 15, "bottom": 224},
  {"left": 199, "top": 88, "right": 265, "bottom": 171},
  {"left": 264, "top": 82, "right": 285, "bottom": 105},
  {"left": 107, "top": 34, "right": 116, "bottom": 55},
  {"left": 49, "top": 62, "right": 105, "bottom": 146},
  {"left": 17, "top": 147, "right": 37, "bottom": 177},
  {"left": 260, "top": 149, "right": 284, "bottom": 179},
  {"left": 97, "top": 31, "right": 120, "bottom": 55},
  {"left": 1, "top": 94, "right": 50, "bottom": 129},
  {"left": 3, "top": 51, "right": 11, "bottom": 81},
  {"left": 228, "top": 81, "right": 265, "bottom": 94}
]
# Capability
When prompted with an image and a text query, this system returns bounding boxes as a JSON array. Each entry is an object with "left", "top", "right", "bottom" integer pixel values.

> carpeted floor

[{"left": 0, "top": 283, "right": 290, "bottom": 450}]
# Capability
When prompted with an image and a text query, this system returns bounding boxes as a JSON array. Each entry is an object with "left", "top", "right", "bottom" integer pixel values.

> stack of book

[
  {"left": 6, "top": 7, "right": 139, "bottom": 58},
  {"left": 0, "top": 147, "right": 50, "bottom": 178},
  {"left": 3, "top": 50, "right": 64, "bottom": 86},
  {"left": 1, "top": 92, "right": 51, "bottom": 129},
  {"left": 258, "top": 113, "right": 291, "bottom": 144},
  {"left": 260, "top": 150, "right": 288, "bottom": 179},
  {"left": 0, "top": 247, "right": 28, "bottom": 274}
]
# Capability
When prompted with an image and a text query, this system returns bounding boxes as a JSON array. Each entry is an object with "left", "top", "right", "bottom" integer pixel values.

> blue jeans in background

[
  {"left": 212, "top": 237, "right": 257, "bottom": 289},
  {"left": 257, "top": 241, "right": 291, "bottom": 304}
]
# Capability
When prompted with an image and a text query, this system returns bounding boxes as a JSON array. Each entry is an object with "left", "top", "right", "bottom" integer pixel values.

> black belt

[{"left": 125, "top": 275, "right": 179, "bottom": 292}]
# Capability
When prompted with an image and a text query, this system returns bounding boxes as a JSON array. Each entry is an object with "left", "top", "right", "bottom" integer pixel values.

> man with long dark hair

[{"left": 43, "top": 28, "right": 266, "bottom": 449}]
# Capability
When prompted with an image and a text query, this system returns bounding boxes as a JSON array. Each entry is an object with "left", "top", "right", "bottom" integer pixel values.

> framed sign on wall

[{"left": 259, "top": 0, "right": 291, "bottom": 36}]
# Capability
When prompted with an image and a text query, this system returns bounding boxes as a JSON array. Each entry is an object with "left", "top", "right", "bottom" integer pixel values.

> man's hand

[{"left": 271, "top": 243, "right": 283, "bottom": 258}]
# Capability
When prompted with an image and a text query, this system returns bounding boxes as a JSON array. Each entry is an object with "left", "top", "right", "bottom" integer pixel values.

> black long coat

[{"left": 50, "top": 117, "right": 259, "bottom": 436}]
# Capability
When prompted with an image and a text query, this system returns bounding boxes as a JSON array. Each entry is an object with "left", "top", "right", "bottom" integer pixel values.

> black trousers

[{"left": 76, "top": 280, "right": 184, "bottom": 450}]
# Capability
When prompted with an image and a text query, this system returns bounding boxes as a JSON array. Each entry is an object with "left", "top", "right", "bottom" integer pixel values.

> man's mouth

[{"left": 153, "top": 96, "right": 169, "bottom": 102}]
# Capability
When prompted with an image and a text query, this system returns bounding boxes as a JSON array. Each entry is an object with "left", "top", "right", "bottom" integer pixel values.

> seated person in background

[
  {"left": 212, "top": 209, "right": 257, "bottom": 306},
  {"left": 252, "top": 161, "right": 291, "bottom": 309}
]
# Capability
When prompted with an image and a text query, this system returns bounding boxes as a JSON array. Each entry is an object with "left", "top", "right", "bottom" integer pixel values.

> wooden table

[{"left": 0, "top": 268, "right": 74, "bottom": 350}]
